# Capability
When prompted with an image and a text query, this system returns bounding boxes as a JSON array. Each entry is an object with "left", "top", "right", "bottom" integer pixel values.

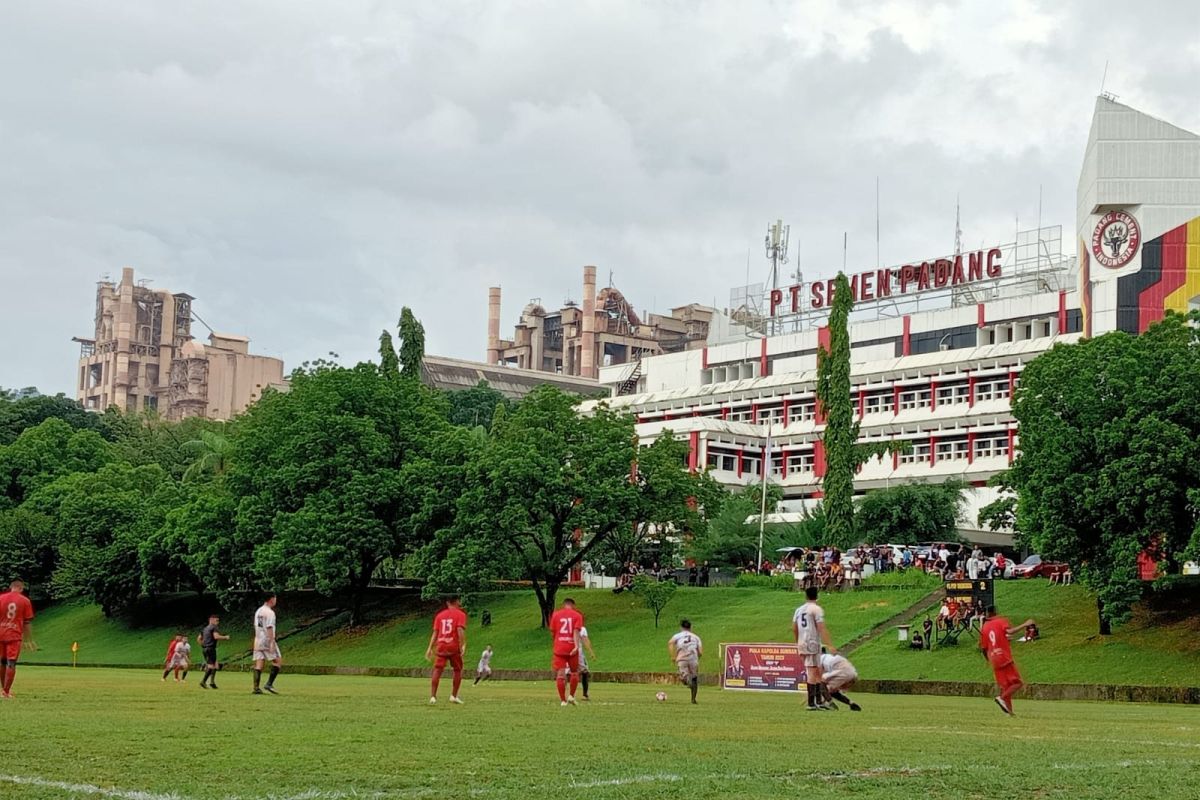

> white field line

[
  {"left": 569, "top": 773, "right": 681, "bottom": 788},
  {"left": 0, "top": 775, "right": 185, "bottom": 800},
  {"left": 868, "top": 726, "right": 1200, "bottom": 750},
  {"left": 0, "top": 775, "right": 420, "bottom": 800}
]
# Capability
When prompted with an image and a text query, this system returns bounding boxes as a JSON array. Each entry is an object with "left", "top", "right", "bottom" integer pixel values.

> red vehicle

[{"left": 1011, "top": 554, "right": 1068, "bottom": 579}]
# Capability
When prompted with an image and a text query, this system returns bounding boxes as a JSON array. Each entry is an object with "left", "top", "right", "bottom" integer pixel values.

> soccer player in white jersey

[
  {"left": 474, "top": 645, "right": 494, "bottom": 685},
  {"left": 667, "top": 619, "right": 703, "bottom": 704},
  {"left": 575, "top": 626, "right": 598, "bottom": 700},
  {"left": 792, "top": 587, "right": 836, "bottom": 711},
  {"left": 252, "top": 593, "right": 282, "bottom": 695},
  {"left": 819, "top": 650, "right": 861, "bottom": 711}
]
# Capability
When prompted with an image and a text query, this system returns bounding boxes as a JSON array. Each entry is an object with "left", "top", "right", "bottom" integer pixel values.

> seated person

[
  {"left": 909, "top": 632, "right": 925, "bottom": 650},
  {"left": 1019, "top": 622, "right": 1040, "bottom": 642}
]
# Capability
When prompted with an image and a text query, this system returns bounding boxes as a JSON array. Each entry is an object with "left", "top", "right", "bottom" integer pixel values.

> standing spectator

[
  {"left": 848, "top": 553, "right": 863, "bottom": 587},
  {"left": 945, "top": 547, "right": 960, "bottom": 578},
  {"left": 688, "top": 565, "right": 698, "bottom": 587},
  {"left": 922, "top": 616, "right": 934, "bottom": 649},
  {"left": 700, "top": 561, "right": 710, "bottom": 587}
]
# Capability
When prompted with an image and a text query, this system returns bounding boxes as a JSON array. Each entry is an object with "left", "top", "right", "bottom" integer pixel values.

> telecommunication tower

[{"left": 764, "top": 219, "right": 790, "bottom": 335}]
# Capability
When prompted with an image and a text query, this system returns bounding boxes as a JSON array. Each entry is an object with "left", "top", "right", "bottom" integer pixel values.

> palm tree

[{"left": 182, "top": 430, "right": 233, "bottom": 483}]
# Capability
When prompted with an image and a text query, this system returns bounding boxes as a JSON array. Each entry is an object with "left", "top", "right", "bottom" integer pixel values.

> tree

[
  {"left": 181, "top": 429, "right": 233, "bottom": 483},
  {"left": 1010, "top": 311, "right": 1200, "bottom": 634},
  {"left": 398, "top": 307, "right": 426, "bottom": 380},
  {"left": 977, "top": 472, "right": 1018, "bottom": 538},
  {"left": 426, "top": 386, "right": 669, "bottom": 626},
  {"left": 0, "top": 393, "right": 103, "bottom": 446},
  {"left": 631, "top": 575, "right": 677, "bottom": 628},
  {"left": 815, "top": 272, "right": 902, "bottom": 549},
  {"left": 855, "top": 480, "right": 967, "bottom": 545},
  {"left": 0, "top": 508, "right": 57, "bottom": 598},
  {"left": 0, "top": 418, "right": 111, "bottom": 509},
  {"left": 445, "top": 380, "right": 514, "bottom": 432},
  {"left": 227, "top": 360, "right": 469, "bottom": 625},
  {"left": 46, "top": 462, "right": 181, "bottom": 614},
  {"left": 686, "top": 484, "right": 789, "bottom": 569},
  {"left": 600, "top": 435, "right": 725, "bottom": 569},
  {"left": 378, "top": 330, "right": 400, "bottom": 378}
]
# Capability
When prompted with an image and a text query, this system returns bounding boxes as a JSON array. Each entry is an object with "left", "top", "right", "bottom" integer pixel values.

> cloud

[{"left": 1, "top": 0, "right": 1197, "bottom": 395}]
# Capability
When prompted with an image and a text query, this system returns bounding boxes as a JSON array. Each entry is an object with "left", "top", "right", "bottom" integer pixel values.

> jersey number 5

[{"left": 799, "top": 614, "right": 808, "bottom": 629}]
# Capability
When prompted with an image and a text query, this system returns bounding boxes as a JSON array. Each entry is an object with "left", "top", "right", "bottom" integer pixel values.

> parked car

[{"left": 1011, "top": 554, "right": 1068, "bottom": 579}]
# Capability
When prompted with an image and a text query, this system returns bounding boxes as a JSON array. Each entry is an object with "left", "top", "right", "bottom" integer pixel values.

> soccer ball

[{"left": 655, "top": 691, "right": 667, "bottom": 702}]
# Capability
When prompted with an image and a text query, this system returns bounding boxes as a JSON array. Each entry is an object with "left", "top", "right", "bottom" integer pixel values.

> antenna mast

[{"left": 764, "top": 219, "right": 790, "bottom": 335}]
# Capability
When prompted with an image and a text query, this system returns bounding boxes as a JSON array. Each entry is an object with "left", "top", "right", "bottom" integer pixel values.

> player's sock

[
  {"left": 580, "top": 672, "right": 590, "bottom": 698},
  {"left": 266, "top": 665, "right": 279, "bottom": 687},
  {"left": 474, "top": 674, "right": 481, "bottom": 685},
  {"left": 2, "top": 666, "right": 14, "bottom": 693},
  {"left": 253, "top": 669, "right": 262, "bottom": 690},
  {"left": 555, "top": 675, "right": 567, "bottom": 702},
  {"left": 181, "top": 670, "right": 189, "bottom": 681},
  {"left": 689, "top": 676, "right": 698, "bottom": 703},
  {"left": 451, "top": 670, "right": 463, "bottom": 697},
  {"left": 162, "top": 669, "right": 171, "bottom": 680},
  {"left": 431, "top": 667, "right": 443, "bottom": 698},
  {"left": 805, "top": 684, "right": 816, "bottom": 707},
  {"left": 568, "top": 672, "right": 579, "bottom": 699}
]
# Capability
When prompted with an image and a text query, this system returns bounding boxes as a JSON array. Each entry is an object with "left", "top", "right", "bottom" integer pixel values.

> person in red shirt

[
  {"left": 0, "top": 579, "right": 37, "bottom": 699},
  {"left": 980, "top": 605, "right": 1035, "bottom": 715},
  {"left": 549, "top": 598, "right": 585, "bottom": 706},
  {"left": 425, "top": 595, "right": 468, "bottom": 705}
]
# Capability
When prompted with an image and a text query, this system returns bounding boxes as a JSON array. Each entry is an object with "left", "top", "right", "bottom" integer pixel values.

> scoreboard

[{"left": 943, "top": 579, "right": 994, "bottom": 608}]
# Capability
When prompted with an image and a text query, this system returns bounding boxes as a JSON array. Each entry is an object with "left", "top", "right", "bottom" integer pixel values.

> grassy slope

[
  {"left": 850, "top": 580, "right": 1200, "bottom": 686},
  {"left": 7, "top": 668, "right": 1200, "bottom": 800},
  {"left": 26, "top": 586, "right": 932, "bottom": 674}
]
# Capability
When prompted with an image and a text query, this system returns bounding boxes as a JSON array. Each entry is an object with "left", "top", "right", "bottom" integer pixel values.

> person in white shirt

[
  {"left": 667, "top": 619, "right": 704, "bottom": 704},
  {"left": 819, "top": 650, "right": 862, "bottom": 711},
  {"left": 252, "top": 593, "right": 282, "bottom": 695},
  {"left": 169, "top": 635, "right": 191, "bottom": 683},
  {"left": 792, "top": 587, "right": 836, "bottom": 711},
  {"left": 474, "top": 645, "right": 494, "bottom": 685},
  {"left": 575, "top": 626, "right": 598, "bottom": 700}
]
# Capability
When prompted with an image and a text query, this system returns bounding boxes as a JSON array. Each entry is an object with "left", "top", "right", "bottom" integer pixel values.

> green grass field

[
  {"left": 27, "top": 586, "right": 934, "bottom": 674},
  {"left": 5, "top": 668, "right": 1199, "bottom": 800},
  {"left": 850, "top": 581, "right": 1200, "bottom": 686}
]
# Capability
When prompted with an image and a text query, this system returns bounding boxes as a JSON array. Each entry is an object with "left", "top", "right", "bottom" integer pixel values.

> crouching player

[{"left": 819, "top": 650, "right": 861, "bottom": 711}]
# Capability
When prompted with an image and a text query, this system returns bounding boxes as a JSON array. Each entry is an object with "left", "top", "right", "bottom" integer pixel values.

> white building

[{"left": 582, "top": 97, "right": 1200, "bottom": 545}]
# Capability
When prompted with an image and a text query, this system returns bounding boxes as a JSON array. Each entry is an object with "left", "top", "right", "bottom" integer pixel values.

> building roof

[{"left": 421, "top": 355, "right": 603, "bottom": 400}]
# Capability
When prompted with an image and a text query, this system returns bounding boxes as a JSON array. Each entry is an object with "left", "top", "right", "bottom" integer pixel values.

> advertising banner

[{"left": 721, "top": 643, "right": 807, "bottom": 692}]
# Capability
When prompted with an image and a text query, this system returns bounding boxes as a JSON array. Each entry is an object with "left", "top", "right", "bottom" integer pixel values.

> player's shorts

[
  {"left": 992, "top": 661, "right": 1023, "bottom": 693},
  {"left": 169, "top": 654, "right": 190, "bottom": 669},
  {"left": 823, "top": 664, "right": 858, "bottom": 691},
  {"left": 434, "top": 651, "right": 464, "bottom": 672},
  {"left": 0, "top": 640, "right": 21, "bottom": 662},
  {"left": 476, "top": 663, "right": 492, "bottom": 674},
  {"left": 676, "top": 656, "right": 699, "bottom": 681},
  {"left": 253, "top": 642, "right": 282, "bottom": 662},
  {"left": 799, "top": 649, "right": 820, "bottom": 668},
  {"left": 551, "top": 652, "right": 580, "bottom": 672},
  {"left": 202, "top": 646, "right": 218, "bottom": 666}
]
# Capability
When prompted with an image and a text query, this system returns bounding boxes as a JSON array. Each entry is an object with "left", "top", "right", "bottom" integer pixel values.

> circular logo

[{"left": 1091, "top": 211, "right": 1140, "bottom": 269}]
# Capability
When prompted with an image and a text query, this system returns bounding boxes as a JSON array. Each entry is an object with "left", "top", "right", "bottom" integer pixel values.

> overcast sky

[{"left": 2, "top": 1, "right": 1198, "bottom": 395}]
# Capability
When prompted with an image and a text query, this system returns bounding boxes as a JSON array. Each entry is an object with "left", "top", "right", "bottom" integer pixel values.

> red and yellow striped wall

[{"left": 1116, "top": 214, "right": 1200, "bottom": 334}]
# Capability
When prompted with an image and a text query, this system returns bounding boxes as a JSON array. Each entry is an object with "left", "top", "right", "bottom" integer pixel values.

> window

[
  {"left": 787, "top": 453, "right": 815, "bottom": 473},
  {"left": 974, "top": 379, "right": 1011, "bottom": 402},
  {"left": 759, "top": 405, "right": 785, "bottom": 424},
  {"left": 899, "top": 389, "right": 931, "bottom": 411},
  {"left": 936, "top": 439, "right": 969, "bottom": 461},
  {"left": 864, "top": 393, "right": 894, "bottom": 414},
  {"left": 742, "top": 456, "right": 761, "bottom": 476},
  {"left": 728, "top": 407, "right": 753, "bottom": 422},
  {"left": 787, "top": 402, "right": 816, "bottom": 424},
  {"left": 936, "top": 384, "right": 969, "bottom": 407},
  {"left": 898, "top": 442, "right": 931, "bottom": 464},
  {"left": 974, "top": 436, "right": 1010, "bottom": 459}
]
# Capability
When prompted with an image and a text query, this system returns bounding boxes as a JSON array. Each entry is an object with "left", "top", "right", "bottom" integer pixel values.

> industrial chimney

[
  {"left": 580, "top": 266, "right": 597, "bottom": 378},
  {"left": 486, "top": 286, "right": 502, "bottom": 364}
]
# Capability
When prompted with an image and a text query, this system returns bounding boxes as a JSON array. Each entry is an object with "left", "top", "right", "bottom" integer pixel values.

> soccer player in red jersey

[
  {"left": 549, "top": 598, "right": 585, "bottom": 707},
  {"left": 0, "top": 579, "right": 37, "bottom": 699},
  {"left": 426, "top": 595, "right": 468, "bottom": 705},
  {"left": 980, "top": 605, "right": 1035, "bottom": 715}
]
